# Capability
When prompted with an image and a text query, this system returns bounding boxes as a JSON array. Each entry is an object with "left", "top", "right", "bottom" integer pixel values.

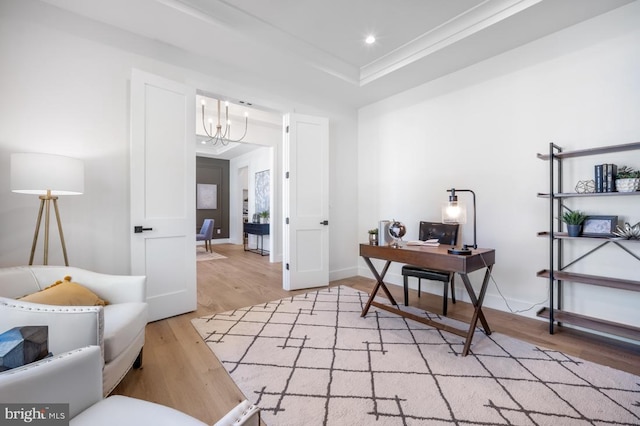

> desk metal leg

[
  {"left": 459, "top": 265, "right": 493, "bottom": 356},
  {"left": 361, "top": 257, "right": 397, "bottom": 316}
]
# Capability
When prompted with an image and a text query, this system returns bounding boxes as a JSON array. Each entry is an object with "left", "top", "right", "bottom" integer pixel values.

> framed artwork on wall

[
  {"left": 255, "top": 170, "right": 270, "bottom": 214},
  {"left": 196, "top": 183, "right": 217, "bottom": 209}
]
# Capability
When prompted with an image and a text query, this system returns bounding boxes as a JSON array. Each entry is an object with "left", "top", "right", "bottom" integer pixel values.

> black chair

[{"left": 401, "top": 221, "right": 459, "bottom": 315}]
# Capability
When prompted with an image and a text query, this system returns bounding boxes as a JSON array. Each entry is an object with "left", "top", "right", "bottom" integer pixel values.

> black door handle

[
  {"left": 320, "top": 220, "right": 329, "bottom": 225},
  {"left": 134, "top": 226, "right": 153, "bottom": 233}
]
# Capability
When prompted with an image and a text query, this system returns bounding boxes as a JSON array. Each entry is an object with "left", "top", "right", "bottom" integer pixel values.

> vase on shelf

[
  {"left": 566, "top": 224, "right": 581, "bottom": 237},
  {"left": 615, "top": 178, "right": 640, "bottom": 192}
]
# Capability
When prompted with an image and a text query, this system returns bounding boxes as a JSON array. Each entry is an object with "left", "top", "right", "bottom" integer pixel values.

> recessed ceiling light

[{"left": 365, "top": 35, "right": 376, "bottom": 45}]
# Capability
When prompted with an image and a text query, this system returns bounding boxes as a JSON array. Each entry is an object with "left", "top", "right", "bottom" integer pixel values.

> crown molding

[{"left": 359, "top": 0, "right": 542, "bottom": 85}]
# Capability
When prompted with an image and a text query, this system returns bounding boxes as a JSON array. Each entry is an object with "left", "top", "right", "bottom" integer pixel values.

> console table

[
  {"left": 243, "top": 223, "right": 269, "bottom": 256},
  {"left": 360, "top": 243, "right": 496, "bottom": 356}
]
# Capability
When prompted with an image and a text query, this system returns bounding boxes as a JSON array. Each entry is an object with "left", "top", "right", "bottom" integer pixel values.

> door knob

[
  {"left": 134, "top": 226, "right": 153, "bottom": 233},
  {"left": 320, "top": 220, "right": 329, "bottom": 225}
]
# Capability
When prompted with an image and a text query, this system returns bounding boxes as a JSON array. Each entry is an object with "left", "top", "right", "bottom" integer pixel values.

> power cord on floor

[{"left": 479, "top": 252, "right": 549, "bottom": 314}]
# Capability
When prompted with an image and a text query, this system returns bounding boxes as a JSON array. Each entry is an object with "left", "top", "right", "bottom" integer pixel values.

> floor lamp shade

[
  {"left": 11, "top": 153, "right": 84, "bottom": 195},
  {"left": 10, "top": 153, "right": 84, "bottom": 266}
]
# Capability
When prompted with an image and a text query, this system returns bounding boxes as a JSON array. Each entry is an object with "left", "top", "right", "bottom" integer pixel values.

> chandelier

[{"left": 200, "top": 99, "right": 249, "bottom": 146}]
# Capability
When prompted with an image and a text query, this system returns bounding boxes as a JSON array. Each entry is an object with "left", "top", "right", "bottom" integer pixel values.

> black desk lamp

[{"left": 442, "top": 188, "right": 477, "bottom": 255}]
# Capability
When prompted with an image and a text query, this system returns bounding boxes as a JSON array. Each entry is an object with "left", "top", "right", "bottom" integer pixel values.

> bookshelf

[{"left": 537, "top": 142, "right": 640, "bottom": 343}]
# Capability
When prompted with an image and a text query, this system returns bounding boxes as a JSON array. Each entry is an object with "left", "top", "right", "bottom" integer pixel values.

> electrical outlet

[{"left": 216, "top": 229, "right": 221, "bottom": 234}]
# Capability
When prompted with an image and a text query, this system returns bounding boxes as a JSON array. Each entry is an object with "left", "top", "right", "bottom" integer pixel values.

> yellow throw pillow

[{"left": 19, "top": 276, "right": 108, "bottom": 306}]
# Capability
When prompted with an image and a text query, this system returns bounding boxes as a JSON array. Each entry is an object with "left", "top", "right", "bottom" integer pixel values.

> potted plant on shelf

[
  {"left": 259, "top": 210, "right": 270, "bottom": 224},
  {"left": 368, "top": 228, "right": 378, "bottom": 245},
  {"left": 615, "top": 165, "right": 640, "bottom": 192},
  {"left": 561, "top": 210, "right": 587, "bottom": 237}
]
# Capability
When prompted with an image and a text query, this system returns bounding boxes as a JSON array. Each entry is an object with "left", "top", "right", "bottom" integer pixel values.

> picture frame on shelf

[{"left": 582, "top": 215, "right": 618, "bottom": 237}]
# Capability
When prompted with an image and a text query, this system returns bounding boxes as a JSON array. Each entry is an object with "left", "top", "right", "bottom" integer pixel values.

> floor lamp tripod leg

[
  {"left": 44, "top": 197, "right": 51, "bottom": 265},
  {"left": 28, "top": 195, "right": 70, "bottom": 266},
  {"left": 53, "top": 198, "right": 69, "bottom": 266},
  {"left": 29, "top": 198, "right": 46, "bottom": 266}
]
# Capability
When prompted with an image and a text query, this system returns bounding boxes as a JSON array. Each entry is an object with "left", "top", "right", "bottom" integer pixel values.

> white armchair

[
  {"left": 0, "top": 346, "right": 260, "bottom": 426},
  {"left": 0, "top": 266, "right": 147, "bottom": 395}
]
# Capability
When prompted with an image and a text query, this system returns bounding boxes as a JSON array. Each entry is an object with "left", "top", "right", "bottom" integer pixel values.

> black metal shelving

[{"left": 537, "top": 142, "right": 640, "bottom": 343}]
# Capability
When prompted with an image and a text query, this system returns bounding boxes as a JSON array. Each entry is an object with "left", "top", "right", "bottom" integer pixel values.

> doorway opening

[{"left": 195, "top": 92, "right": 282, "bottom": 262}]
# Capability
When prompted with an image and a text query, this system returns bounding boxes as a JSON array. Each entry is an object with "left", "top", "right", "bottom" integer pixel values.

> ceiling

[{"left": 39, "top": 0, "right": 634, "bottom": 109}]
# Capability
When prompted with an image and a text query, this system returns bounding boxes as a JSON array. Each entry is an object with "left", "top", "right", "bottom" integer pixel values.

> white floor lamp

[{"left": 10, "top": 153, "right": 84, "bottom": 266}]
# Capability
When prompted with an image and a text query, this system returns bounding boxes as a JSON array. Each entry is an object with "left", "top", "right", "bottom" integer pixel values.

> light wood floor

[{"left": 112, "top": 243, "right": 639, "bottom": 424}]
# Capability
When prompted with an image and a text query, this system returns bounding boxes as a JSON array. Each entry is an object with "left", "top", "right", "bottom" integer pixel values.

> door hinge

[
  {"left": 285, "top": 217, "right": 289, "bottom": 224},
  {"left": 286, "top": 125, "right": 289, "bottom": 133},
  {"left": 285, "top": 171, "right": 289, "bottom": 179},
  {"left": 286, "top": 263, "right": 289, "bottom": 270}
]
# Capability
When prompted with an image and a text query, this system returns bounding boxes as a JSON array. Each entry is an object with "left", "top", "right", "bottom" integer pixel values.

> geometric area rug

[{"left": 191, "top": 286, "right": 640, "bottom": 426}]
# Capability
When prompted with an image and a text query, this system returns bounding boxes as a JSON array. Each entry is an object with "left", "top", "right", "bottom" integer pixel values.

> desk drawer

[{"left": 244, "top": 223, "right": 270, "bottom": 235}]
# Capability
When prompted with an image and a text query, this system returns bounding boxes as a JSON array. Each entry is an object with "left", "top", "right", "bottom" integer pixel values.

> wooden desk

[{"left": 360, "top": 243, "right": 495, "bottom": 356}]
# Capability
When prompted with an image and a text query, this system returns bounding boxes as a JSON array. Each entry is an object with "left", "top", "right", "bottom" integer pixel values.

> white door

[
  {"left": 130, "top": 69, "right": 196, "bottom": 321},
  {"left": 283, "top": 114, "right": 329, "bottom": 290}
]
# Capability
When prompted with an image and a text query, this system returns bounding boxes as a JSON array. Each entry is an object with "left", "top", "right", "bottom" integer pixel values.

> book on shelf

[
  {"left": 406, "top": 239, "right": 440, "bottom": 246},
  {"left": 594, "top": 163, "right": 617, "bottom": 193},
  {"left": 605, "top": 163, "right": 617, "bottom": 193},
  {"left": 594, "top": 164, "right": 603, "bottom": 193}
]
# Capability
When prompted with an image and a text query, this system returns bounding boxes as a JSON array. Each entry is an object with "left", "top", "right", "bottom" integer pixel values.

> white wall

[
  {"left": 0, "top": 0, "right": 359, "bottom": 278},
  {"left": 358, "top": 2, "right": 640, "bottom": 332}
]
